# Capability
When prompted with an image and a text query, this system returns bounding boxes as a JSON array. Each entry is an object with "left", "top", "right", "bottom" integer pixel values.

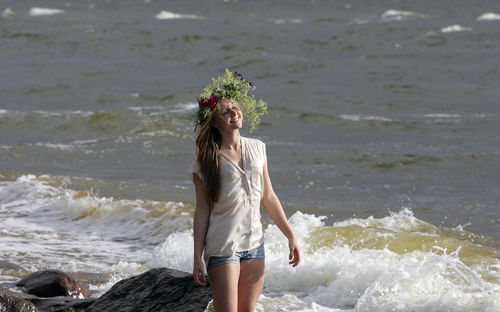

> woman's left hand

[{"left": 288, "top": 237, "right": 301, "bottom": 267}]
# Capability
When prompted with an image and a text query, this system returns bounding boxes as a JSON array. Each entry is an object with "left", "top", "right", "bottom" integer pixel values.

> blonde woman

[{"left": 189, "top": 70, "right": 300, "bottom": 312}]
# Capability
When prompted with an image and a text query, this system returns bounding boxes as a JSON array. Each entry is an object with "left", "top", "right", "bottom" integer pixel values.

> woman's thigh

[
  {"left": 238, "top": 260, "right": 265, "bottom": 312},
  {"left": 208, "top": 263, "right": 240, "bottom": 312}
]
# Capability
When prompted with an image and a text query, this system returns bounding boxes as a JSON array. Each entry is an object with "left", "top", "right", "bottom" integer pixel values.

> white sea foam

[
  {"left": 88, "top": 262, "right": 148, "bottom": 297},
  {"left": 340, "top": 114, "right": 393, "bottom": 122},
  {"left": 155, "top": 11, "right": 204, "bottom": 20},
  {"left": 171, "top": 102, "right": 198, "bottom": 113},
  {"left": 34, "top": 142, "right": 75, "bottom": 151},
  {"left": 351, "top": 17, "right": 372, "bottom": 25},
  {"left": 423, "top": 113, "right": 461, "bottom": 118},
  {"left": 0, "top": 175, "right": 190, "bottom": 276},
  {"left": 29, "top": 7, "right": 65, "bottom": 16},
  {"left": 139, "top": 130, "right": 177, "bottom": 137},
  {"left": 3, "top": 175, "right": 499, "bottom": 308},
  {"left": 364, "top": 116, "right": 393, "bottom": 122},
  {"left": 340, "top": 114, "right": 361, "bottom": 121},
  {"left": 153, "top": 209, "right": 500, "bottom": 311},
  {"left": 31, "top": 110, "right": 93, "bottom": 118},
  {"left": 73, "top": 139, "right": 99, "bottom": 145},
  {"left": 477, "top": 12, "right": 500, "bottom": 21},
  {"left": 32, "top": 110, "right": 61, "bottom": 117},
  {"left": 152, "top": 231, "right": 193, "bottom": 273},
  {"left": 127, "top": 105, "right": 164, "bottom": 113},
  {"left": 127, "top": 102, "right": 197, "bottom": 115},
  {"left": 273, "top": 19, "right": 303, "bottom": 24},
  {"left": 381, "top": 10, "right": 426, "bottom": 22},
  {"left": 2, "top": 7, "right": 15, "bottom": 17},
  {"left": 30, "top": 139, "right": 98, "bottom": 154},
  {"left": 441, "top": 25, "right": 472, "bottom": 33}
]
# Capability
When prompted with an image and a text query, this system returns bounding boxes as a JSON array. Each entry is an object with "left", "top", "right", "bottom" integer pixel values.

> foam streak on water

[{"left": 28, "top": 7, "right": 65, "bottom": 16}]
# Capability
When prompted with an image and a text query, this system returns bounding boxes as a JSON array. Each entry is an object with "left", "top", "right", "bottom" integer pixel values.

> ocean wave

[
  {"left": 28, "top": 7, "right": 65, "bottom": 17},
  {"left": 127, "top": 102, "right": 197, "bottom": 115},
  {"left": 154, "top": 209, "right": 500, "bottom": 311},
  {"left": 0, "top": 174, "right": 192, "bottom": 275},
  {"left": 477, "top": 12, "right": 500, "bottom": 21},
  {"left": 0, "top": 107, "right": 190, "bottom": 140},
  {"left": 272, "top": 19, "right": 304, "bottom": 24},
  {"left": 441, "top": 25, "right": 472, "bottom": 33},
  {"left": 339, "top": 114, "right": 393, "bottom": 122},
  {"left": 0, "top": 109, "right": 93, "bottom": 120},
  {"left": 3, "top": 177, "right": 499, "bottom": 308},
  {"left": 420, "top": 113, "right": 489, "bottom": 124},
  {"left": 33, "top": 142, "right": 75, "bottom": 151},
  {"left": 2, "top": 8, "right": 15, "bottom": 18},
  {"left": 380, "top": 10, "right": 426, "bottom": 22},
  {"left": 423, "top": 113, "right": 461, "bottom": 118},
  {"left": 155, "top": 11, "right": 204, "bottom": 20},
  {"left": 88, "top": 261, "right": 149, "bottom": 297}
]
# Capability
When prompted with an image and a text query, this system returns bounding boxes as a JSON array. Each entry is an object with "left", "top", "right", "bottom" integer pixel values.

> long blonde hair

[{"left": 195, "top": 112, "right": 222, "bottom": 203}]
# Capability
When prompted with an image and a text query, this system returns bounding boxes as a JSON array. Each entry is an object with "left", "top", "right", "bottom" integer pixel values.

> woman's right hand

[
  {"left": 288, "top": 237, "right": 301, "bottom": 267},
  {"left": 193, "top": 258, "right": 207, "bottom": 286}
]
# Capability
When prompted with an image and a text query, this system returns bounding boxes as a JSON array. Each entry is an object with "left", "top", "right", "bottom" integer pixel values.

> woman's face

[{"left": 215, "top": 98, "right": 243, "bottom": 131}]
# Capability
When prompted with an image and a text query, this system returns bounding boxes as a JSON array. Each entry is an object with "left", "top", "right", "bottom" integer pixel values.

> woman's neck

[{"left": 219, "top": 130, "right": 241, "bottom": 151}]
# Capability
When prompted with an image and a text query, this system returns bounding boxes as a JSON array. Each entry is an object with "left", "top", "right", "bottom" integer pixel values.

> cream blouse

[{"left": 189, "top": 136, "right": 266, "bottom": 263}]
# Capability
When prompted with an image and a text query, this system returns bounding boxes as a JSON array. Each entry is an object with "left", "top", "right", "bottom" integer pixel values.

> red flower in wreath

[{"left": 201, "top": 95, "right": 217, "bottom": 109}]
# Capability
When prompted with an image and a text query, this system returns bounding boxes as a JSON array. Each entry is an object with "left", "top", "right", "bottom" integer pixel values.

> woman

[{"left": 189, "top": 69, "right": 300, "bottom": 312}]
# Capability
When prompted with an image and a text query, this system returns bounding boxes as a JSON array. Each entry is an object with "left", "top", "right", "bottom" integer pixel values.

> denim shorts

[{"left": 207, "top": 242, "right": 265, "bottom": 270}]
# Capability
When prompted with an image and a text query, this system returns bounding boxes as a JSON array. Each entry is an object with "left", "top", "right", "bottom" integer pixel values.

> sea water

[
  {"left": 1, "top": 175, "right": 499, "bottom": 311},
  {"left": 1, "top": 0, "right": 500, "bottom": 311}
]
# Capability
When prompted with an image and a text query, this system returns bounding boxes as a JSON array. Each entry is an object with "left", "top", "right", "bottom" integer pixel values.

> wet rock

[
  {"left": 16, "top": 270, "right": 87, "bottom": 299},
  {"left": 420, "top": 30, "right": 447, "bottom": 47},
  {"left": 26, "top": 297, "right": 94, "bottom": 312},
  {"left": 0, "top": 289, "right": 38, "bottom": 312},
  {"left": 85, "top": 268, "right": 212, "bottom": 312}
]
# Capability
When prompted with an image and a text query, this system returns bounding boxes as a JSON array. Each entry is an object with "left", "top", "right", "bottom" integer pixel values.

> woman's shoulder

[
  {"left": 242, "top": 136, "right": 265, "bottom": 148},
  {"left": 242, "top": 136, "right": 266, "bottom": 159}
]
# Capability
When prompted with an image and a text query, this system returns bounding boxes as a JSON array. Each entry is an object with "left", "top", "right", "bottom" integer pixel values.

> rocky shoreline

[{"left": 0, "top": 262, "right": 212, "bottom": 312}]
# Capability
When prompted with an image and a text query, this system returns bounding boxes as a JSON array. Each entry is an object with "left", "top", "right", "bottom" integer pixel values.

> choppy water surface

[{"left": 1, "top": 1, "right": 500, "bottom": 311}]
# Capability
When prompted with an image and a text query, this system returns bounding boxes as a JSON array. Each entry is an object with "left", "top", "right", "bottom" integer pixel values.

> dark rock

[
  {"left": 25, "top": 298, "right": 95, "bottom": 312},
  {"left": 0, "top": 289, "right": 38, "bottom": 312},
  {"left": 85, "top": 268, "right": 212, "bottom": 312},
  {"left": 16, "top": 271, "right": 87, "bottom": 299}
]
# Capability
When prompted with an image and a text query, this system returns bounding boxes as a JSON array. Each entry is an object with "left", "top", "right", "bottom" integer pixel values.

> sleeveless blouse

[{"left": 189, "top": 137, "right": 266, "bottom": 263}]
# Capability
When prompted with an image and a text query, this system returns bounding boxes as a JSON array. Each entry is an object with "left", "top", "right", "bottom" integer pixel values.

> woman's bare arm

[
  {"left": 261, "top": 158, "right": 301, "bottom": 267},
  {"left": 192, "top": 173, "right": 211, "bottom": 285}
]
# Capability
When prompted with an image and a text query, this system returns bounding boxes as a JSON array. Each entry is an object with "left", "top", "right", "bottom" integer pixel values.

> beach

[{"left": 1, "top": 0, "right": 500, "bottom": 310}]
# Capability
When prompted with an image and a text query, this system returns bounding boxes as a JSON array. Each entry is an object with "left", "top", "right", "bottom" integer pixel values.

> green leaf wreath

[{"left": 194, "top": 69, "right": 267, "bottom": 132}]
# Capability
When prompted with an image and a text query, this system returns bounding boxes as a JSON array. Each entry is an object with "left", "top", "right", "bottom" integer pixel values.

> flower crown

[{"left": 194, "top": 69, "right": 267, "bottom": 132}]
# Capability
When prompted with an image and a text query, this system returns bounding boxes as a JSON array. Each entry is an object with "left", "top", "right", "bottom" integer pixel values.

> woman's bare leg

[
  {"left": 208, "top": 263, "right": 240, "bottom": 312},
  {"left": 237, "top": 260, "right": 265, "bottom": 312}
]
